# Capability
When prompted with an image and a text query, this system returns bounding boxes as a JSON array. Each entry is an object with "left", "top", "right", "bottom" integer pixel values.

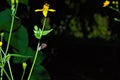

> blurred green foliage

[
  {"left": 88, "top": 13, "right": 111, "bottom": 40},
  {"left": 52, "top": 0, "right": 118, "bottom": 41},
  {"left": 53, "top": 13, "right": 111, "bottom": 40}
]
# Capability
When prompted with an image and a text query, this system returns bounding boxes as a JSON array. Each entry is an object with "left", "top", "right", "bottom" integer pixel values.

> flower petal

[
  {"left": 103, "top": 0, "right": 110, "bottom": 7},
  {"left": 43, "top": 10, "right": 48, "bottom": 17},
  {"left": 35, "top": 9, "right": 43, "bottom": 12},
  {"left": 49, "top": 9, "right": 56, "bottom": 12}
]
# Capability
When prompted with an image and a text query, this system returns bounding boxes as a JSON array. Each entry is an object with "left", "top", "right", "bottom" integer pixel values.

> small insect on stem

[{"left": 38, "top": 43, "right": 47, "bottom": 51}]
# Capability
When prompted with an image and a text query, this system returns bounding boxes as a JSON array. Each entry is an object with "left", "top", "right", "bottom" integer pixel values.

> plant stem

[
  {"left": 21, "top": 68, "right": 26, "bottom": 80},
  {"left": 27, "top": 17, "right": 47, "bottom": 80},
  {"left": 0, "top": 66, "right": 3, "bottom": 80},
  {"left": 6, "top": 15, "right": 14, "bottom": 79},
  {"left": 3, "top": 69, "right": 11, "bottom": 80},
  {"left": 0, "top": 34, "right": 3, "bottom": 80},
  {"left": 5, "top": 3, "right": 18, "bottom": 54},
  {"left": 41, "top": 17, "right": 46, "bottom": 32},
  {"left": 5, "top": 5, "right": 16, "bottom": 80},
  {"left": 27, "top": 42, "right": 40, "bottom": 80},
  {"left": 0, "top": 50, "right": 3, "bottom": 80},
  {"left": 5, "top": 14, "right": 15, "bottom": 54},
  {"left": 7, "top": 61, "right": 14, "bottom": 80}
]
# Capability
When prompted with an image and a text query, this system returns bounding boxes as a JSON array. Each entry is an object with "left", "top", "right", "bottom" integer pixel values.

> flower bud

[
  {"left": 0, "top": 32, "right": 4, "bottom": 37},
  {"left": 22, "top": 62, "right": 27, "bottom": 70},
  {"left": 16, "top": 0, "right": 19, "bottom": 4}
]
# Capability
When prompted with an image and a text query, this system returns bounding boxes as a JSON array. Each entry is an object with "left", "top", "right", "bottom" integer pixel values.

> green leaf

[
  {"left": 33, "top": 25, "right": 53, "bottom": 39},
  {"left": 42, "top": 29, "right": 53, "bottom": 36},
  {"left": 4, "top": 25, "right": 28, "bottom": 52},
  {"left": 34, "top": 33, "right": 41, "bottom": 39},
  {"left": 30, "top": 65, "right": 51, "bottom": 80},
  {"left": 30, "top": 51, "right": 46, "bottom": 65},
  {"left": 13, "top": 46, "right": 45, "bottom": 64},
  {"left": 4, "top": 25, "right": 29, "bottom": 63},
  {"left": 0, "top": 9, "right": 20, "bottom": 32},
  {"left": 13, "top": 47, "right": 33, "bottom": 63},
  {"left": 34, "top": 28, "right": 42, "bottom": 39}
]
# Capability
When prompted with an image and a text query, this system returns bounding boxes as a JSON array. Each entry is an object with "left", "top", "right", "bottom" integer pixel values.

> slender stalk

[
  {"left": 21, "top": 68, "right": 26, "bottom": 80},
  {"left": 7, "top": 0, "right": 19, "bottom": 54},
  {"left": 21, "top": 62, "right": 27, "bottom": 80},
  {"left": 1, "top": 68, "right": 3, "bottom": 80},
  {"left": 0, "top": 50, "right": 3, "bottom": 80},
  {"left": 41, "top": 17, "right": 47, "bottom": 33},
  {"left": 0, "top": 61, "right": 4, "bottom": 80},
  {"left": 3, "top": 69, "right": 11, "bottom": 80},
  {"left": 0, "top": 32, "right": 3, "bottom": 80},
  {"left": 109, "top": 6, "right": 120, "bottom": 14},
  {"left": 0, "top": 65, "right": 3, "bottom": 80},
  {"left": 6, "top": 15, "right": 14, "bottom": 80},
  {"left": 5, "top": 5, "right": 16, "bottom": 80},
  {"left": 7, "top": 61, "right": 13, "bottom": 80},
  {"left": 15, "top": 1, "right": 19, "bottom": 15},
  {"left": 5, "top": 11, "right": 15, "bottom": 54},
  {"left": 5, "top": 3, "right": 18, "bottom": 53},
  {"left": 0, "top": 34, "right": 3, "bottom": 42},
  {"left": 27, "top": 42, "right": 40, "bottom": 80},
  {"left": 0, "top": 48, "right": 6, "bottom": 56},
  {"left": 27, "top": 17, "right": 47, "bottom": 80}
]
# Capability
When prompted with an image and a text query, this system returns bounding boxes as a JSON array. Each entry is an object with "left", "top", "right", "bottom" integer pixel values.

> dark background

[{"left": 1, "top": 0, "right": 120, "bottom": 80}]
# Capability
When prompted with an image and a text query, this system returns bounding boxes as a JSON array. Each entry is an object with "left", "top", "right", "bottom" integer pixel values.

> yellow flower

[
  {"left": 35, "top": 3, "right": 56, "bottom": 17},
  {"left": 0, "top": 42, "right": 3, "bottom": 47},
  {"left": 103, "top": 0, "right": 110, "bottom": 7}
]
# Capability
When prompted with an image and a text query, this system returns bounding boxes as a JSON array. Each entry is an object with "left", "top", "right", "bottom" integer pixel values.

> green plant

[{"left": 0, "top": 0, "right": 55, "bottom": 80}]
